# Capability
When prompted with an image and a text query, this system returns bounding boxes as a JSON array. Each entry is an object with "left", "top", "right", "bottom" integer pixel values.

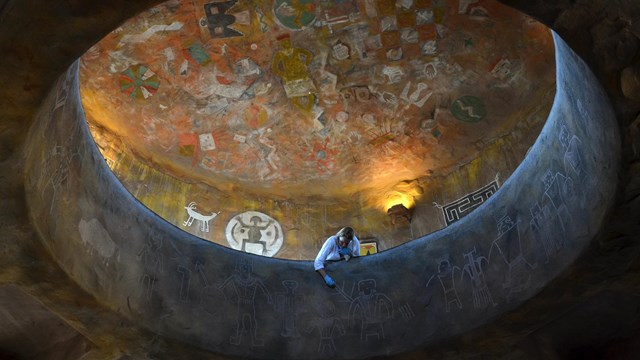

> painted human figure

[
  {"left": 542, "top": 170, "right": 573, "bottom": 234},
  {"left": 220, "top": 260, "right": 272, "bottom": 346},
  {"left": 137, "top": 237, "right": 164, "bottom": 301},
  {"left": 275, "top": 280, "right": 304, "bottom": 337},
  {"left": 530, "top": 202, "right": 562, "bottom": 263},
  {"left": 271, "top": 34, "right": 316, "bottom": 111},
  {"left": 235, "top": 215, "right": 274, "bottom": 255},
  {"left": 489, "top": 215, "right": 536, "bottom": 302},
  {"left": 306, "top": 301, "right": 346, "bottom": 356},
  {"left": 348, "top": 279, "right": 393, "bottom": 341},
  {"left": 461, "top": 247, "right": 496, "bottom": 309},
  {"left": 426, "top": 258, "right": 462, "bottom": 312},
  {"left": 560, "top": 125, "right": 584, "bottom": 182}
]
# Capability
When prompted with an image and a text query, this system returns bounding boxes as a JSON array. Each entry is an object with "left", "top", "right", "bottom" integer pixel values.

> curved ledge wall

[{"left": 24, "top": 33, "right": 619, "bottom": 359}]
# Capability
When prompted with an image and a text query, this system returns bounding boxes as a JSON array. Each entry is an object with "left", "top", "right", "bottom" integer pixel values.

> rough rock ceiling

[{"left": 80, "top": 0, "right": 555, "bottom": 203}]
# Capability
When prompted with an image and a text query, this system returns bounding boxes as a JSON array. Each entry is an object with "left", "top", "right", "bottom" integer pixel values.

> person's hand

[
  {"left": 323, "top": 274, "right": 336, "bottom": 288},
  {"left": 338, "top": 247, "right": 352, "bottom": 260}
]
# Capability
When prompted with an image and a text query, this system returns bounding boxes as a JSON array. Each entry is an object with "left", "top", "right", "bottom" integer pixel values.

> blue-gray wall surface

[{"left": 23, "top": 33, "right": 619, "bottom": 359}]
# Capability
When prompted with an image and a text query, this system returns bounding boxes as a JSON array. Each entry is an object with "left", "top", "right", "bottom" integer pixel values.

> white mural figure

[
  {"left": 53, "top": 67, "right": 74, "bottom": 112},
  {"left": 425, "top": 257, "right": 462, "bottom": 312},
  {"left": 489, "top": 215, "right": 537, "bottom": 303},
  {"left": 400, "top": 81, "right": 433, "bottom": 108},
  {"left": 194, "top": 262, "right": 226, "bottom": 316},
  {"left": 257, "top": 128, "right": 280, "bottom": 180},
  {"left": 306, "top": 300, "right": 346, "bottom": 357},
  {"left": 137, "top": 237, "right": 164, "bottom": 302},
  {"left": 78, "top": 218, "right": 118, "bottom": 267},
  {"left": 461, "top": 247, "right": 496, "bottom": 309},
  {"left": 226, "top": 211, "right": 284, "bottom": 257},
  {"left": 397, "top": 303, "right": 416, "bottom": 321},
  {"left": 530, "top": 202, "right": 563, "bottom": 263},
  {"left": 183, "top": 202, "right": 220, "bottom": 232},
  {"left": 560, "top": 125, "right": 585, "bottom": 178},
  {"left": 219, "top": 259, "right": 272, "bottom": 347},
  {"left": 348, "top": 279, "right": 393, "bottom": 342},
  {"left": 41, "top": 145, "right": 81, "bottom": 214},
  {"left": 275, "top": 280, "right": 304, "bottom": 338},
  {"left": 118, "top": 21, "right": 183, "bottom": 45},
  {"left": 531, "top": 166, "right": 577, "bottom": 262},
  {"left": 542, "top": 170, "right": 574, "bottom": 233},
  {"left": 177, "top": 265, "right": 193, "bottom": 303}
]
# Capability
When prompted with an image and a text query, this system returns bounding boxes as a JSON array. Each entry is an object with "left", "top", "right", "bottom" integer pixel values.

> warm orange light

[{"left": 383, "top": 192, "right": 415, "bottom": 212}]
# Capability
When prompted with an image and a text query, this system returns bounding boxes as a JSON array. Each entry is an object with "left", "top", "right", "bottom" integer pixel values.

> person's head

[{"left": 336, "top": 227, "right": 354, "bottom": 248}]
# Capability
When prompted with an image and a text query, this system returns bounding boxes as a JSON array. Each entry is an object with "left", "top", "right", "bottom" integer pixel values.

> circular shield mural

[
  {"left": 225, "top": 211, "right": 283, "bottom": 257},
  {"left": 450, "top": 95, "right": 487, "bottom": 123},
  {"left": 273, "top": 0, "right": 316, "bottom": 30}
]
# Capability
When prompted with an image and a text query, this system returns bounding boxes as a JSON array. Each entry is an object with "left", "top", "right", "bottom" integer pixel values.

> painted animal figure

[{"left": 183, "top": 202, "right": 219, "bottom": 232}]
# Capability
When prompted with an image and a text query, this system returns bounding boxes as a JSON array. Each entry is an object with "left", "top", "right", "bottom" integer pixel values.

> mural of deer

[{"left": 183, "top": 202, "right": 220, "bottom": 232}]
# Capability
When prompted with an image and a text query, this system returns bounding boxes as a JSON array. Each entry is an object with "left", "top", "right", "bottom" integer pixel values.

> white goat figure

[{"left": 183, "top": 202, "right": 220, "bottom": 232}]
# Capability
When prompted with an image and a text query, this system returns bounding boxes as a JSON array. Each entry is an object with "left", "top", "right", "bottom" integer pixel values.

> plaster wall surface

[
  {"left": 79, "top": 0, "right": 556, "bottom": 258},
  {"left": 22, "top": 33, "right": 619, "bottom": 359},
  {"left": 2, "top": 0, "right": 640, "bottom": 359}
]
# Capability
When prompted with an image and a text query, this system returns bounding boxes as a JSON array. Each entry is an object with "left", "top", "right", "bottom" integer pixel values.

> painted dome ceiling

[{"left": 80, "top": 0, "right": 555, "bottom": 203}]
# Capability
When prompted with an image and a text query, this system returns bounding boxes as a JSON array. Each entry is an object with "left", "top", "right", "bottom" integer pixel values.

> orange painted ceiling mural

[{"left": 80, "top": 0, "right": 555, "bottom": 201}]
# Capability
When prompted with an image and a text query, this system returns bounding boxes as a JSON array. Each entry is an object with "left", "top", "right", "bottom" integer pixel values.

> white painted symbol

[
  {"left": 118, "top": 22, "right": 183, "bottom": 45},
  {"left": 400, "top": 28, "right": 419, "bottom": 44},
  {"left": 398, "top": 0, "right": 414, "bottom": 10},
  {"left": 459, "top": 0, "right": 479, "bottom": 13},
  {"left": 400, "top": 81, "right": 432, "bottom": 108},
  {"left": 489, "top": 216, "right": 537, "bottom": 302},
  {"left": 380, "top": 16, "right": 397, "bottom": 32},
  {"left": 416, "top": 9, "right": 434, "bottom": 25},
  {"left": 491, "top": 59, "right": 512, "bottom": 80},
  {"left": 78, "top": 218, "right": 117, "bottom": 267},
  {"left": 381, "top": 66, "right": 404, "bottom": 84},
  {"left": 226, "top": 211, "right": 283, "bottom": 257},
  {"left": 426, "top": 258, "right": 462, "bottom": 312},
  {"left": 183, "top": 202, "right": 220, "bottom": 232},
  {"left": 199, "top": 133, "right": 216, "bottom": 151},
  {"left": 397, "top": 303, "right": 415, "bottom": 320},
  {"left": 421, "top": 40, "right": 437, "bottom": 55},
  {"left": 363, "top": 0, "right": 377, "bottom": 17},
  {"left": 461, "top": 247, "right": 497, "bottom": 309},
  {"left": 137, "top": 237, "right": 164, "bottom": 302},
  {"left": 348, "top": 279, "right": 393, "bottom": 342},
  {"left": 530, "top": 201, "right": 563, "bottom": 263},
  {"left": 220, "top": 259, "right": 272, "bottom": 347},
  {"left": 454, "top": 99, "right": 483, "bottom": 119},
  {"left": 307, "top": 301, "right": 345, "bottom": 357},
  {"left": 179, "top": 59, "right": 189, "bottom": 76},
  {"left": 423, "top": 62, "right": 438, "bottom": 79}
]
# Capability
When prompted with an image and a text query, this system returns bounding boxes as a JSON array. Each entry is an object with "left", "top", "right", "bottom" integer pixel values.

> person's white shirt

[{"left": 314, "top": 235, "right": 360, "bottom": 271}]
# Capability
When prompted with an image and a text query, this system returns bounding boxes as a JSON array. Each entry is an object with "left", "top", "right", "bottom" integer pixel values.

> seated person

[{"left": 314, "top": 227, "right": 360, "bottom": 288}]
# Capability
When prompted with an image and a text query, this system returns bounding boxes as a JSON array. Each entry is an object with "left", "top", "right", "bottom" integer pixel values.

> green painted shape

[
  {"left": 273, "top": 0, "right": 316, "bottom": 30},
  {"left": 450, "top": 95, "right": 487, "bottom": 123}
]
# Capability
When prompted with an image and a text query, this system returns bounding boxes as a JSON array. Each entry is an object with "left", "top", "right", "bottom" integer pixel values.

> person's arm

[
  {"left": 314, "top": 238, "right": 332, "bottom": 271},
  {"left": 314, "top": 238, "right": 336, "bottom": 287},
  {"left": 351, "top": 235, "right": 361, "bottom": 257},
  {"left": 317, "top": 268, "right": 329, "bottom": 278}
]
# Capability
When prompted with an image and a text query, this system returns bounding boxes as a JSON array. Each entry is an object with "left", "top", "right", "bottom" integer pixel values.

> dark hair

[{"left": 337, "top": 226, "right": 354, "bottom": 240}]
